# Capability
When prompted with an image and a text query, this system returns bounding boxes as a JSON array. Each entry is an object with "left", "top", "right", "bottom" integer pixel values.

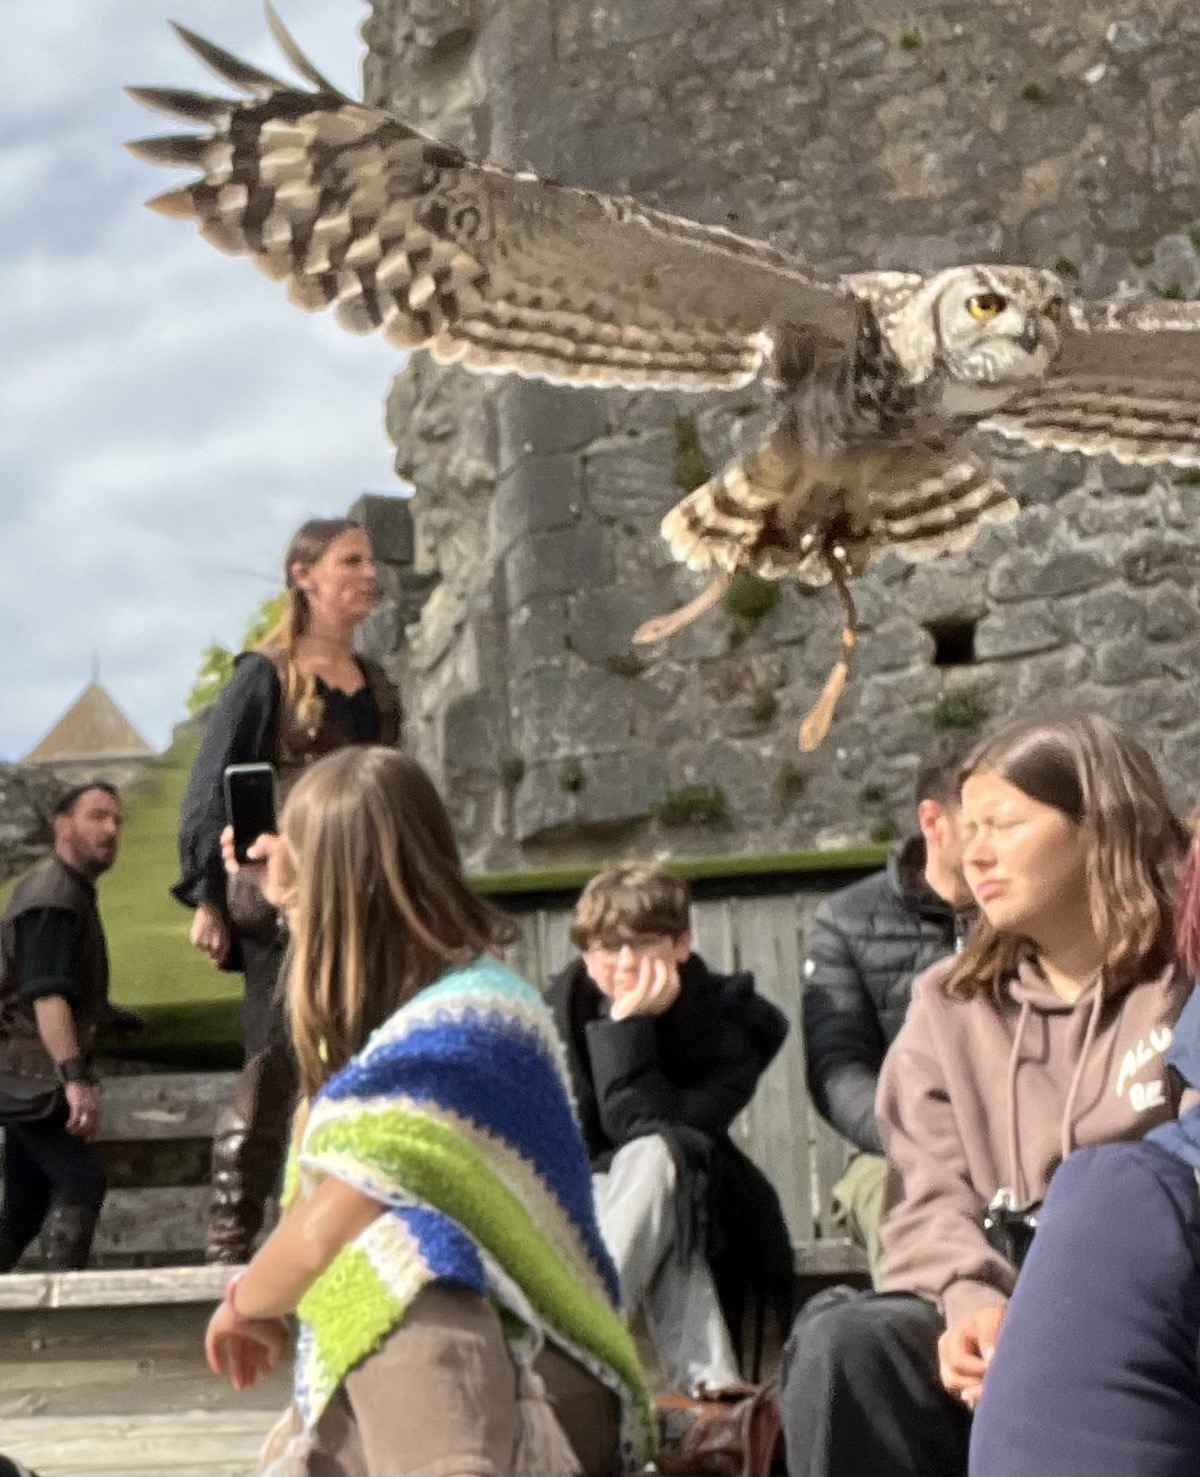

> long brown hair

[
  {"left": 1176, "top": 826, "right": 1200, "bottom": 973},
  {"left": 258, "top": 517, "right": 364, "bottom": 736},
  {"left": 281, "top": 746, "right": 520, "bottom": 1096},
  {"left": 946, "top": 713, "right": 1188, "bottom": 1002}
]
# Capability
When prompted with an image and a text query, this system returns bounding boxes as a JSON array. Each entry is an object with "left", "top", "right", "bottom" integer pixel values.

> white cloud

[{"left": 0, "top": 0, "right": 408, "bottom": 759}]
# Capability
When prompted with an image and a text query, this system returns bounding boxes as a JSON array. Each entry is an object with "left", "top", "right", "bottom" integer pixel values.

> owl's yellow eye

[{"left": 967, "top": 292, "right": 1007, "bottom": 321}]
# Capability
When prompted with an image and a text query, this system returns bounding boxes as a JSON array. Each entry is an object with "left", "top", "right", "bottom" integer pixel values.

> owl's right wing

[
  {"left": 982, "top": 294, "right": 1200, "bottom": 466},
  {"left": 126, "top": 12, "right": 860, "bottom": 393}
]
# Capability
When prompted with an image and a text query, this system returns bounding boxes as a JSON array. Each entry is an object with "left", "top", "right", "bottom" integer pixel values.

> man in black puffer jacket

[{"left": 802, "top": 732, "right": 976, "bottom": 1277}]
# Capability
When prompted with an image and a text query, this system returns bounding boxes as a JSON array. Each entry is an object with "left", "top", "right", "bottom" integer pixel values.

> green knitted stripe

[
  {"left": 306, "top": 1108, "right": 651, "bottom": 1432},
  {"left": 298, "top": 1242, "right": 406, "bottom": 1389}
]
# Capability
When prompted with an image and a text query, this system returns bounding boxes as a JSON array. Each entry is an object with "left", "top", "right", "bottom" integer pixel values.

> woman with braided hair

[{"left": 174, "top": 517, "right": 401, "bottom": 1263}]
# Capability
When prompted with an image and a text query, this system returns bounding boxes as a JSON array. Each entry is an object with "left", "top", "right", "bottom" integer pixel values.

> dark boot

[
  {"left": 39, "top": 1203, "right": 100, "bottom": 1271},
  {"left": 206, "top": 1043, "right": 297, "bottom": 1264},
  {"left": 0, "top": 1230, "right": 28, "bottom": 1273},
  {"left": 0, "top": 1455, "right": 43, "bottom": 1477}
]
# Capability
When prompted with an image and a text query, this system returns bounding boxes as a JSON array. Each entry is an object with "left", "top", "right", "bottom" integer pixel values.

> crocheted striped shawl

[{"left": 287, "top": 956, "right": 652, "bottom": 1462}]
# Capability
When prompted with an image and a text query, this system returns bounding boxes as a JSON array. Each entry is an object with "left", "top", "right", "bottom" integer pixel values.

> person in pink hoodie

[
  {"left": 780, "top": 713, "right": 1191, "bottom": 1477},
  {"left": 969, "top": 813, "right": 1200, "bottom": 1477}
]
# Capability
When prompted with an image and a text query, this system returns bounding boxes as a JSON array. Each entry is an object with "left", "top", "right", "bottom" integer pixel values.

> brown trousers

[{"left": 287, "top": 1285, "right": 622, "bottom": 1477}]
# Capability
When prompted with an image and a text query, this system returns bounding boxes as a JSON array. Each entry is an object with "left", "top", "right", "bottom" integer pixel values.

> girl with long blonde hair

[{"left": 204, "top": 746, "right": 648, "bottom": 1477}]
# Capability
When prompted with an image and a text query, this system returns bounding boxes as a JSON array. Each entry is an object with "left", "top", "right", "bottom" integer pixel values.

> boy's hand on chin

[{"left": 609, "top": 956, "right": 682, "bottom": 1021}]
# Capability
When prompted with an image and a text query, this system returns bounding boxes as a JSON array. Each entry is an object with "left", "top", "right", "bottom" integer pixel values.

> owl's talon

[
  {"left": 632, "top": 572, "right": 733, "bottom": 645},
  {"left": 798, "top": 546, "right": 859, "bottom": 749},
  {"left": 799, "top": 660, "right": 849, "bottom": 751}
]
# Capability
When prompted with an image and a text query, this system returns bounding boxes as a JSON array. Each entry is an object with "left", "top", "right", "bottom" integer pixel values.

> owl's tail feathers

[
  {"left": 798, "top": 553, "right": 858, "bottom": 753},
  {"left": 876, "top": 461, "right": 1017, "bottom": 562},
  {"left": 657, "top": 462, "right": 781, "bottom": 576},
  {"left": 633, "top": 459, "right": 772, "bottom": 642}
]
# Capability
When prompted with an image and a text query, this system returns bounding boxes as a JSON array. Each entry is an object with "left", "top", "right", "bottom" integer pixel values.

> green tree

[{"left": 186, "top": 590, "right": 288, "bottom": 715}]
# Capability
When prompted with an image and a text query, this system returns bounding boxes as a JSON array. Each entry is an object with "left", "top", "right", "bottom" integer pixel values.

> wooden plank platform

[
  {"left": 5, "top": 875, "right": 882, "bottom": 1273},
  {"left": 97, "top": 1072, "right": 237, "bottom": 1142},
  {"left": 92, "top": 1184, "right": 212, "bottom": 1259},
  {"left": 0, "top": 1265, "right": 235, "bottom": 1311},
  {"left": 0, "top": 1267, "right": 288, "bottom": 1474},
  {"left": 1, "top": 1075, "right": 276, "bottom": 1266},
  {"left": 2, "top": 1410, "right": 276, "bottom": 1477},
  {"left": 793, "top": 1237, "right": 869, "bottom": 1279}
]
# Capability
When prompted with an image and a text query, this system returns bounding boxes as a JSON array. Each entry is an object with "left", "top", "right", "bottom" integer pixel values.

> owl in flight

[{"left": 128, "top": 8, "right": 1200, "bottom": 747}]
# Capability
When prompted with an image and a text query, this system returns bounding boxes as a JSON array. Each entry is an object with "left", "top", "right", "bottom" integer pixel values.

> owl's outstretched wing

[
  {"left": 126, "top": 10, "right": 859, "bottom": 393},
  {"left": 981, "top": 294, "right": 1200, "bottom": 467}
]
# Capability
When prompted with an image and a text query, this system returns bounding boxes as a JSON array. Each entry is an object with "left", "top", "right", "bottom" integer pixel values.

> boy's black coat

[{"left": 548, "top": 953, "right": 794, "bottom": 1375}]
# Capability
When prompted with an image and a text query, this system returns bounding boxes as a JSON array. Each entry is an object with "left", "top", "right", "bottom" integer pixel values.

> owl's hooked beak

[{"left": 1016, "top": 320, "right": 1041, "bottom": 355}]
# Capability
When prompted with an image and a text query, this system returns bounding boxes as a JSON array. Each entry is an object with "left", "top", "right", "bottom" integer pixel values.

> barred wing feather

[
  {"left": 982, "top": 294, "right": 1200, "bottom": 467},
  {"left": 126, "top": 10, "right": 859, "bottom": 393}
]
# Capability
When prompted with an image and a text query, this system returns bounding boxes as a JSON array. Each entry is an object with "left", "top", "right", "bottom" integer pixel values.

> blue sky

[{"left": 0, "top": 1, "right": 406, "bottom": 760}]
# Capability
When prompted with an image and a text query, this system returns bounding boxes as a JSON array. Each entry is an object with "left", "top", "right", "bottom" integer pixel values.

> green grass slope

[
  {"left": 3, "top": 739, "right": 243, "bottom": 1067},
  {"left": 101, "top": 739, "right": 243, "bottom": 1066}
]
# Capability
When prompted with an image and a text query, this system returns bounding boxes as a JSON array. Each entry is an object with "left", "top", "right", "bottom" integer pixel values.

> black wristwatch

[{"left": 56, "top": 1056, "right": 92, "bottom": 1086}]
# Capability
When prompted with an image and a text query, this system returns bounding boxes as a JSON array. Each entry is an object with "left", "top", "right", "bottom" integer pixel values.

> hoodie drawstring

[
  {"left": 1059, "top": 984, "right": 1105, "bottom": 1165},
  {"left": 1004, "top": 984, "right": 1107, "bottom": 1207},
  {"left": 1004, "top": 999, "right": 1033, "bottom": 1207}
]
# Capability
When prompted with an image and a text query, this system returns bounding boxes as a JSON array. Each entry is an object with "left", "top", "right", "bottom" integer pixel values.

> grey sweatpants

[{"left": 592, "top": 1134, "right": 740, "bottom": 1394}]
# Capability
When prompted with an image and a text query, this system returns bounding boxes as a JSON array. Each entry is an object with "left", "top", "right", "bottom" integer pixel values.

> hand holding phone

[
  {"left": 223, "top": 763, "right": 278, "bottom": 864},
  {"left": 220, "top": 827, "right": 295, "bottom": 910}
]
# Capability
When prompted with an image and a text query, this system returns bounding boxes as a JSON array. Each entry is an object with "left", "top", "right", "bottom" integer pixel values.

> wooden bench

[
  {"left": 0, "top": 1072, "right": 239, "bottom": 1267},
  {"left": 79, "top": 1064, "right": 861, "bottom": 1275},
  {"left": 4, "top": 906, "right": 873, "bottom": 1279},
  {"left": 0, "top": 1265, "right": 285, "bottom": 1476},
  {"left": 0, "top": 850, "right": 878, "bottom": 1275},
  {"left": 4, "top": 1068, "right": 864, "bottom": 1278}
]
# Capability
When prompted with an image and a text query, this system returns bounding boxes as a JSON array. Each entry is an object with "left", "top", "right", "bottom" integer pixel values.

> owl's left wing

[
  {"left": 981, "top": 295, "right": 1200, "bottom": 467},
  {"left": 125, "top": 10, "right": 860, "bottom": 394}
]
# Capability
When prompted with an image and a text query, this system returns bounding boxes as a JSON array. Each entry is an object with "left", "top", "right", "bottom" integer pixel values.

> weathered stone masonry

[{"left": 359, "top": 0, "right": 1200, "bottom": 872}]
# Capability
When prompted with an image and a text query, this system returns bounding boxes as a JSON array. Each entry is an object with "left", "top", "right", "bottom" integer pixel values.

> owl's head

[
  {"left": 868, "top": 264, "right": 1067, "bottom": 389},
  {"left": 931, "top": 266, "right": 1066, "bottom": 384}
]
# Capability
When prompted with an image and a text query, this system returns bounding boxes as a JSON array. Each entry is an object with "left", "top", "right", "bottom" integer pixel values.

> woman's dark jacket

[
  {"left": 548, "top": 952, "right": 794, "bottom": 1375},
  {"left": 173, "top": 649, "right": 400, "bottom": 969}
]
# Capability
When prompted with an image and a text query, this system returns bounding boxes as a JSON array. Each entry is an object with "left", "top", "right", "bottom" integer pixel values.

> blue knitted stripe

[
  {"left": 391, "top": 1204, "right": 487, "bottom": 1289},
  {"left": 319, "top": 1015, "right": 616, "bottom": 1296}
]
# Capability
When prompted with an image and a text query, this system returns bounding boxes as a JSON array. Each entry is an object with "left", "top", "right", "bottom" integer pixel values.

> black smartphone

[{"left": 223, "top": 762, "right": 278, "bottom": 864}]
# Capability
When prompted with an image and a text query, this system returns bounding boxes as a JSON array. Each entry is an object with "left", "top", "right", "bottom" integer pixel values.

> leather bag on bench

[{"left": 654, "top": 1381, "right": 785, "bottom": 1477}]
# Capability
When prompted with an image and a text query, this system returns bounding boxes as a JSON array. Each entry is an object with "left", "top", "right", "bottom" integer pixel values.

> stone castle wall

[
  {"left": 0, "top": 765, "right": 67, "bottom": 885},
  {"left": 362, "top": 0, "right": 1200, "bottom": 871}
]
